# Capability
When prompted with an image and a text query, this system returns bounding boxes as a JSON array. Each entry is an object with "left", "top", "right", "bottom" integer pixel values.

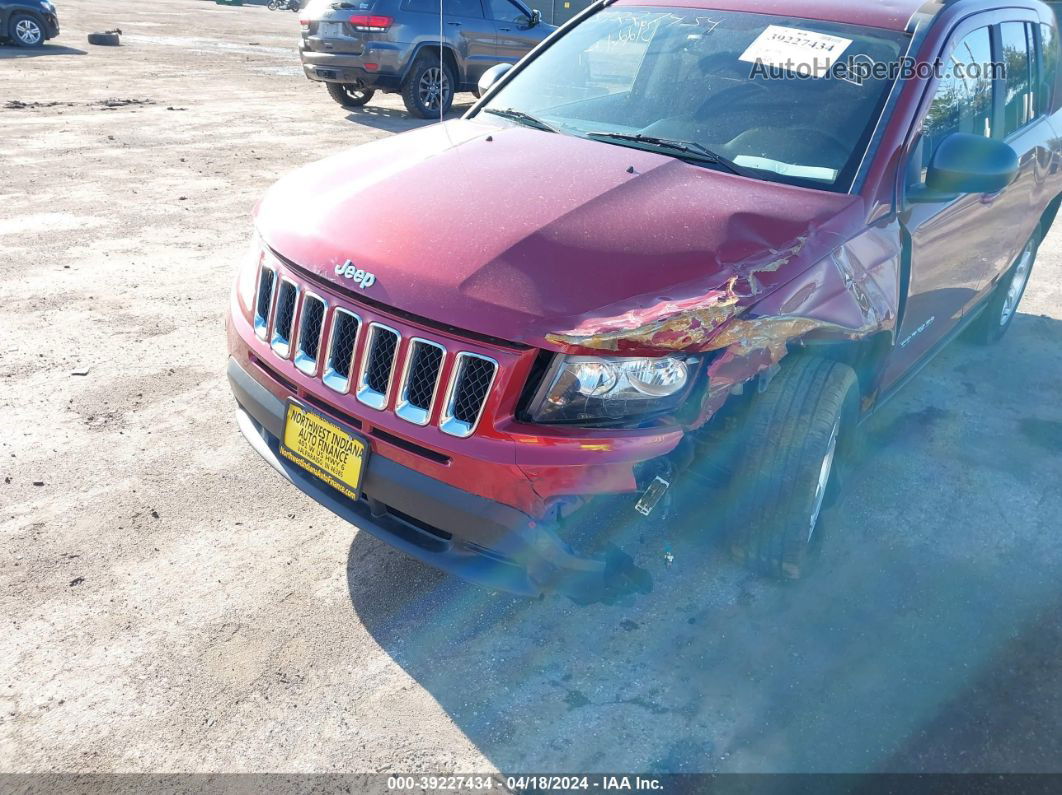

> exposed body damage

[
  {"left": 547, "top": 221, "right": 901, "bottom": 433},
  {"left": 514, "top": 226, "right": 904, "bottom": 600},
  {"left": 228, "top": 0, "right": 1062, "bottom": 599}
]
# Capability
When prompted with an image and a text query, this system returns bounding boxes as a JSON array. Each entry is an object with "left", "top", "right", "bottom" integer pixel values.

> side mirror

[
  {"left": 910, "top": 132, "right": 1019, "bottom": 203},
  {"left": 477, "top": 63, "right": 513, "bottom": 98}
]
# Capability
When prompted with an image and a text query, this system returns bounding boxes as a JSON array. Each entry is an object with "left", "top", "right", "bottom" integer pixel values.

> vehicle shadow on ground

[
  {"left": 348, "top": 312, "right": 1062, "bottom": 773},
  {"left": 343, "top": 99, "right": 476, "bottom": 133},
  {"left": 0, "top": 45, "right": 86, "bottom": 59}
]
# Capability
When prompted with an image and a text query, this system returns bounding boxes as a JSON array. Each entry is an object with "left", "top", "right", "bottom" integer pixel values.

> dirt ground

[{"left": 2, "top": 0, "right": 1062, "bottom": 775}]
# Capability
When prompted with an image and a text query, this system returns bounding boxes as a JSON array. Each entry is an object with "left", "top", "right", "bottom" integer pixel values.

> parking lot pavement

[{"left": 2, "top": 0, "right": 1062, "bottom": 775}]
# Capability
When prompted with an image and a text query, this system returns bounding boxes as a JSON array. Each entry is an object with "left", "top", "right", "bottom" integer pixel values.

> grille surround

[
  {"left": 356, "top": 323, "right": 400, "bottom": 411},
  {"left": 395, "top": 338, "right": 446, "bottom": 426},
  {"left": 270, "top": 278, "right": 300, "bottom": 359},
  {"left": 253, "top": 266, "right": 501, "bottom": 440},
  {"left": 294, "top": 292, "right": 327, "bottom": 376},
  {"left": 439, "top": 352, "right": 498, "bottom": 438},
  {"left": 322, "top": 308, "right": 361, "bottom": 394}
]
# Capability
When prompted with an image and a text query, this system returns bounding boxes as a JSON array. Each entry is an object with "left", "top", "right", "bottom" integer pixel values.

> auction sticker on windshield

[
  {"left": 739, "top": 25, "right": 853, "bottom": 77},
  {"left": 280, "top": 401, "right": 368, "bottom": 500}
]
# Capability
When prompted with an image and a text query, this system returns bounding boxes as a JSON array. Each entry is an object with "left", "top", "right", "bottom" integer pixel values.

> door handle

[
  {"left": 447, "top": 21, "right": 462, "bottom": 25},
  {"left": 499, "top": 26, "right": 511, "bottom": 31}
]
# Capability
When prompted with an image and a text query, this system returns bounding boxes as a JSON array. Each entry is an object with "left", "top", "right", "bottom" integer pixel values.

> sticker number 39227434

[{"left": 739, "top": 25, "right": 853, "bottom": 78}]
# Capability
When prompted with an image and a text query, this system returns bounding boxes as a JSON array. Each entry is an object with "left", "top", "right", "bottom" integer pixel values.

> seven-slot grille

[{"left": 254, "top": 264, "right": 498, "bottom": 438}]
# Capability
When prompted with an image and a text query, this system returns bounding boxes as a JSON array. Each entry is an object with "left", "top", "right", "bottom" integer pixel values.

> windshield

[{"left": 480, "top": 7, "right": 909, "bottom": 191}]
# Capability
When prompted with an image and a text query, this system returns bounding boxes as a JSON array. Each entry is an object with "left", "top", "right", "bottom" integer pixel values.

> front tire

[
  {"left": 969, "top": 226, "right": 1039, "bottom": 346},
  {"left": 326, "top": 82, "right": 375, "bottom": 108},
  {"left": 401, "top": 56, "right": 454, "bottom": 118},
  {"left": 724, "top": 356, "right": 859, "bottom": 580},
  {"left": 10, "top": 14, "right": 45, "bottom": 47}
]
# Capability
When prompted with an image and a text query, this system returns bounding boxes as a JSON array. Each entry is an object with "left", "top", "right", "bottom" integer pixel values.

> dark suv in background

[
  {"left": 299, "top": 0, "right": 555, "bottom": 117},
  {"left": 1, "top": 0, "right": 59, "bottom": 47}
]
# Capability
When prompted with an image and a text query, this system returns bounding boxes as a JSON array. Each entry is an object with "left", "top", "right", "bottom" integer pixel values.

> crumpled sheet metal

[
  {"left": 546, "top": 235, "right": 898, "bottom": 429},
  {"left": 545, "top": 278, "right": 746, "bottom": 352},
  {"left": 707, "top": 246, "right": 892, "bottom": 357},
  {"left": 546, "top": 237, "right": 890, "bottom": 354},
  {"left": 545, "top": 237, "right": 813, "bottom": 353},
  {"left": 692, "top": 243, "right": 897, "bottom": 424}
]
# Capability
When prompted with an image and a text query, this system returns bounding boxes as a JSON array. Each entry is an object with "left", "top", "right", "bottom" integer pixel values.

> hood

[{"left": 256, "top": 119, "right": 864, "bottom": 351}]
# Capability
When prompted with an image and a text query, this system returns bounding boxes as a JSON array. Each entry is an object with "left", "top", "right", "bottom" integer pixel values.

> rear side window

[
  {"left": 446, "top": 0, "right": 484, "bottom": 18},
  {"left": 922, "top": 27, "right": 994, "bottom": 166},
  {"left": 403, "top": 0, "right": 484, "bottom": 17},
  {"left": 1041, "top": 23, "right": 1060, "bottom": 113},
  {"left": 1001, "top": 21, "right": 1036, "bottom": 135}
]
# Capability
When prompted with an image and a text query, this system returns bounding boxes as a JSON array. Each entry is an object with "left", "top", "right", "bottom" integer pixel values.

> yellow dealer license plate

[{"left": 280, "top": 401, "right": 368, "bottom": 501}]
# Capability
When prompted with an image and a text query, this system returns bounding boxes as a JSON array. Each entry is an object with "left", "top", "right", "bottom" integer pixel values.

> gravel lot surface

[{"left": 2, "top": 0, "right": 1061, "bottom": 775}]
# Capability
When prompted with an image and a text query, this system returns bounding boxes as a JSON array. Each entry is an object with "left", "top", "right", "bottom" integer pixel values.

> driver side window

[
  {"left": 921, "top": 27, "right": 995, "bottom": 170},
  {"left": 487, "top": 0, "right": 528, "bottom": 25}
]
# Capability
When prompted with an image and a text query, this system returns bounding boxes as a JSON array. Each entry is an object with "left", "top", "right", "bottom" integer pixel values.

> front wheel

[
  {"left": 723, "top": 356, "right": 859, "bottom": 580},
  {"left": 400, "top": 56, "right": 454, "bottom": 118},
  {"left": 326, "top": 82, "right": 375, "bottom": 108},
  {"left": 267, "top": 0, "right": 280, "bottom": 9},
  {"left": 10, "top": 14, "right": 45, "bottom": 47},
  {"left": 969, "top": 226, "right": 1039, "bottom": 346}
]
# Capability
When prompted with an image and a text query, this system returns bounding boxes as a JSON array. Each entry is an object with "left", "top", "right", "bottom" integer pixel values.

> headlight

[{"left": 529, "top": 355, "right": 694, "bottom": 424}]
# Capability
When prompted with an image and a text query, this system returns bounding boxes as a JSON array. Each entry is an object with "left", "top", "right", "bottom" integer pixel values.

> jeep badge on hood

[{"left": 335, "top": 260, "right": 375, "bottom": 289}]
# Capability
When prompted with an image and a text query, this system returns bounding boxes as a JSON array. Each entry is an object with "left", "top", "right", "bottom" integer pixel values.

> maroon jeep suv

[{"left": 228, "top": 0, "right": 1061, "bottom": 599}]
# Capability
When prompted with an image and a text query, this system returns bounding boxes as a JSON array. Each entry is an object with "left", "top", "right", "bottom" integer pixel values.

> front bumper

[{"left": 229, "top": 357, "right": 652, "bottom": 598}]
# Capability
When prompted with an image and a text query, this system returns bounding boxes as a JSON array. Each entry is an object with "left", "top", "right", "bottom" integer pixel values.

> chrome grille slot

[
  {"left": 294, "top": 293, "right": 327, "bottom": 376},
  {"left": 253, "top": 266, "right": 276, "bottom": 340},
  {"left": 440, "top": 353, "right": 497, "bottom": 438},
  {"left": 356, "top": 323, "right": 400, "bottom": 410},
  {"left": 322, "top": 308, "right": 361, "bottom": 394},
  {"left": 395, "top": 338, "right": 445, "bottom": 426},
  {"left": 270, "top": 279, "right": 299, "bottom": 358}
]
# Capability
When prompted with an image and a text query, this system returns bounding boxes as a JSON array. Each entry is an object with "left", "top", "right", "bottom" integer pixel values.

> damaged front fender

[{"left": 546, "top": 226, "right": 901, "bottom": 428}]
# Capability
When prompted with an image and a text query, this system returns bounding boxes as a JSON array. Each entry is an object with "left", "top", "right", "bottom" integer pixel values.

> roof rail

[{"left": 906, "top": 0, "right": 964, "bottom": 32}]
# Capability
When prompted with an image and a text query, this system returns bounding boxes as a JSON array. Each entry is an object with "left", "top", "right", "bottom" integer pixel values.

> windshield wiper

[
  {"left": 483, "top": 107, "right": 561, "bottom": 134},
  {"left": 584, "top": 131, "right": 752, "bottom": 177}
]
